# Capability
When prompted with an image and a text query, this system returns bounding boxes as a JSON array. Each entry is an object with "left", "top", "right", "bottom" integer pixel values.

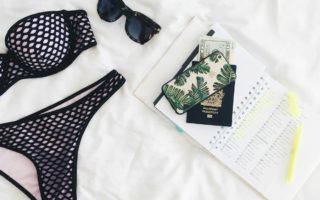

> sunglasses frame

[{"left": 97, "top": 0, "right": 161, "bottom": 44}]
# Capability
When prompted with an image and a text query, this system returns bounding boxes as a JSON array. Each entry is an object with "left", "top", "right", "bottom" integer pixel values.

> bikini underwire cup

[
  {"left": 0, "top": 70, "right": 125, "bottom": 200},
  {"left": 0, "top": 10, "right": 97, "bottom": 96}
]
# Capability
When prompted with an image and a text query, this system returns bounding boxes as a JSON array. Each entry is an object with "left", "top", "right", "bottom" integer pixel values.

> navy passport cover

[{"left": 186, "top": 64, "right": 237, "bottom": 127}]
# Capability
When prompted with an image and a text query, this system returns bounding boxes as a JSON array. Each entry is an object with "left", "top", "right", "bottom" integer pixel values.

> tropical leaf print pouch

[{"left": 162, "top": 50, "right": 236, "bottom": 114}]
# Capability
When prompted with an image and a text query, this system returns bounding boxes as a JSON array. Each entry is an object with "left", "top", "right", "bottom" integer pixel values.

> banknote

[{"left": 199, "top": 36, "right": 235, "bottom": 62}]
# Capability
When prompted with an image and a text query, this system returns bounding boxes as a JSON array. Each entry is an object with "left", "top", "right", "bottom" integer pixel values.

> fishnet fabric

[
  {"left": 0, "top": 10, "right": 96, "bottom": 96},
  {"left": 0, "top": 55, "right": 4, "bottom": 78},
  {"left": 0, "top": 70, "right": 125, "bottom": 200}
]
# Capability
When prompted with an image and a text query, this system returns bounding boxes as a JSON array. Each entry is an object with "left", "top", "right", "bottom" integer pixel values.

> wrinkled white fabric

[{"left": 0, "top": 0, "right": 319, "bottom": 200}]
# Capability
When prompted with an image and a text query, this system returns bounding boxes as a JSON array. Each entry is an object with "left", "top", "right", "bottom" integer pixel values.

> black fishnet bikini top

[{"left": 0, "top": 10, "right": 97, "bottom": 96}]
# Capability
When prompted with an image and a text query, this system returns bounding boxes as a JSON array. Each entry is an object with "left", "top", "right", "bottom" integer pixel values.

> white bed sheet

[{"left": 0, "top": 0, "right": 319, "bottom": 199}]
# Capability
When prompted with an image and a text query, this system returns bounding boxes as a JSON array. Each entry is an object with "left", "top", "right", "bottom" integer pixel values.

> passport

[{"left": 186, "top": 64, "right": 236, "bottom": 126}]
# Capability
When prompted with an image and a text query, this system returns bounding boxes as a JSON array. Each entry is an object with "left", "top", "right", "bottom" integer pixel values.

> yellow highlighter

[
  {"left": 287, "top": 124, "right": 304, "bottom": 183},
  {"left": 287, "top": 92, "right": 300, "bottom": 118},
  {"left": 286, "top": 92, "right": 303, "bottom": 183}
]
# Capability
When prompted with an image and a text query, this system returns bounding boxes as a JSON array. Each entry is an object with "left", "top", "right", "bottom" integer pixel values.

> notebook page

[
  {"left": 180, "top": 53, "right": 301, "bottom": 198},
  {"left": 209, "top": 73, "right": 303, "bottom": 199},
  {"left": 155, "top": 71, "right": 320, "bottom": 200},
  {"left": 155, "top": 61, "right": 320, "bottom": 200}
]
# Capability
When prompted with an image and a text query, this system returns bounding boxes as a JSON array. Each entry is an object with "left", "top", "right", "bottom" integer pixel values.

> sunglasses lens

[
  {"left": 126, "top": 15, "right": 159, "bottom": 44},
  {"left": 97, "top": 0, "right": 122, "bottom": 22}
]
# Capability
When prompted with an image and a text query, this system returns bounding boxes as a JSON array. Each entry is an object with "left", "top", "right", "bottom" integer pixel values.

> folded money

[{"left": 199, "top": 36, "right": 235, "bottom": 62}]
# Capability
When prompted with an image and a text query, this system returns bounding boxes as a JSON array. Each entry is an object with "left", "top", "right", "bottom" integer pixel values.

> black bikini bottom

[{"left": 0, "top": 70, "right": 125, "bottom": 200}]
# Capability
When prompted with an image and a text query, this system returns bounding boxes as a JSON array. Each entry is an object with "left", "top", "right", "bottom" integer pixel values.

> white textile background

[{"left": 0, "top": 0, "right": 319, "bottom": 199}]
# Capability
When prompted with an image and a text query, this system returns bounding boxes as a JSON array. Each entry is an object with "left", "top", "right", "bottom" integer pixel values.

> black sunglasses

[{"left": 97, "top": 0, "right": 161, "bottom": 44}]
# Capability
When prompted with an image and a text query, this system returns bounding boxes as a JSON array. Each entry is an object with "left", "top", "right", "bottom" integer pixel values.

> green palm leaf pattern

[
  {"left": 163, "top": 84, "right": 193, "bottom": 110},
  {"left": 189, "top": 62, "right": 210, "bottom": 74},
  {"left": 209, "top": 53, "right": 222, "bottom": 63},
  {"left": 186, "top": 76, "right": 210, "bottom": 103},
  {"left": 164, "top": 77, "right": 210, "bottom": 111},
  {"left": 213, "top": 64, "right": 236, "bottom": 91},
  {"left": 173, "top": 62, "right": 210, "bottom": 86},
  {"left": 174, "top": 71, "right": 190, "bottom": 86}
]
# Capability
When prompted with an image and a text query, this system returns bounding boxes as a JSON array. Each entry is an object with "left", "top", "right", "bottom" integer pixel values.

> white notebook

[
  {"left": 135, "top": 18, "right": 320, "bottom": 200},
  {"left": 155, "top": 57, "right": 320, "bottom": 200}
]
